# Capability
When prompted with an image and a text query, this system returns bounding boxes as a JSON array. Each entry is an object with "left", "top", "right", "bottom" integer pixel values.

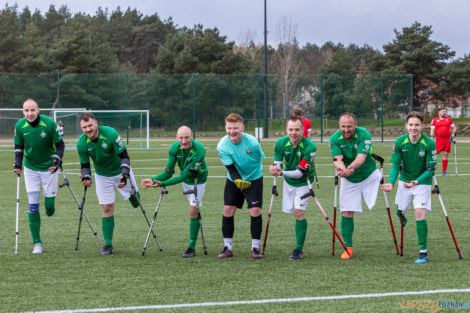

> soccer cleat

[
  {"left": 415, "top": 253, "right": 429, "bottom": 264},
  {"left": 442, "top": 172, "right": 449, "bottom": 176},
  {"left": 251, "top": 248, "right": 263, "bottom": 259},
  {"left": 218, "top": 246, "right": 233, "bottom": 258},
  {"left": 182, "top": 247, "right": 196, "bottom": 258},
  {"left": 289, "top": 249, "right": 303, "bottom": 260},
  {"left": 45, "top": 207, "right": 55, "bottom": 217},
  {"left": 32, "top": 243, "right": 43, "bottom": 254},
  {"left": 340, "top": 247, "right": 353, "bottom": 259},
  {"left": 101, "top": 245, "right": 114, "bottom": 256}
]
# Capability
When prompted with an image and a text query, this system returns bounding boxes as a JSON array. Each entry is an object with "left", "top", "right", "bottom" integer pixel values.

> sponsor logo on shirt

[
  {"left": 364, "top": 140, "right": 371, "bottom": 144},
  {"left": 419, "top": 150, "right": 425, "bottom": 157}
]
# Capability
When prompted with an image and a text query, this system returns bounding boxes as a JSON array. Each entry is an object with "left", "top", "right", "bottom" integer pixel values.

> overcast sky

[{"left": 4, "top": 0, "right": 470, "bottom": 59}]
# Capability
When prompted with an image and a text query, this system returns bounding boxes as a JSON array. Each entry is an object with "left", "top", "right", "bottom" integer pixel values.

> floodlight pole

[{"left": 263, "top": 0, "right": 269, "bottom": 139}]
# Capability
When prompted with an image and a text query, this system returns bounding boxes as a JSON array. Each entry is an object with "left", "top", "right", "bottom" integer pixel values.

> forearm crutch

[
  {"left": 372, "top": 154, "right": 399, "bottom": 255},
  {"left": 183, "top": 168, "right": 207, "bottom": 255},
  {"left": 59, "top": 166, "right": 103, "bottom": 249},
  {"left": 453, "top": 140, "right": 458, "bottom": 176},
  {"left": 301, "top": 177, "right": 352, "bottom": 259},
  {"left": 141, "top": 186, "right": 166, "bottom": 256},
  {"left": 332, "top": 169, "right": 338, "bottom": 255},
  {"left": 262, "top": 177, "right": 278, "bottom": 255},
  {"left": 432, "top": 175, "right": 462, "bottom": 259},
  {"left": 15, "top": 174, "right": 20, "bottom": 255}
]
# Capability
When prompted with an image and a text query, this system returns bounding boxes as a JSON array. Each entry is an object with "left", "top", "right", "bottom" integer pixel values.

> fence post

[
  {"left": 57, "top": 72, "right": 61, "bottom": 108},
  {"left": 192, "top": 73, "right": 196, "bottom": 139},
  {"left": 320, "top": 74, "right": 323, "bottom": 143},
  {"left": 409, "top": 74, "right": 413, "bottom": 112},
  {"left": 380, "top": 74, "right": 384, "bottom": 142},
  {"left": 126, "top": 72, "right": 129, "bottom": 144}
]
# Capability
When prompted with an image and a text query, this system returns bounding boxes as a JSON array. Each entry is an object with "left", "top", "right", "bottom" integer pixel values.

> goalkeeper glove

[{"left": 234, "top": 179, "right": 251, "bottom": 190}]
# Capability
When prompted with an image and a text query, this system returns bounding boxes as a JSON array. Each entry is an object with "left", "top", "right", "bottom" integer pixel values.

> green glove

[{"left": 396, "top": 208, "right": 407, "bottom": 227}]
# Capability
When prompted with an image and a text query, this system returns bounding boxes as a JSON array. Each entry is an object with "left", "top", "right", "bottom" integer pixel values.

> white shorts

[
  {"left": 339, "top": 169, "right": 381, "bottom": 214},
  {"left": 282, "top": 180, "right": 310, "bottom": 213},
  {"left": 24, "top": 167, "right": 59, "bottom": 200},
  {"left": 395, "top": 181, "right": 432, "bottom": 213},
  {"left": 94, "top": 169, "right": 138, "bottom": 205},
  {"left": 182, "top": 182, "right": 206, "bottom": 206}
]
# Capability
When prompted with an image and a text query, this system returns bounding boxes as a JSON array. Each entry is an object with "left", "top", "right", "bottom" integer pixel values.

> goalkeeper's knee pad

[
  {"left": 129, "top": 192, "right": 140, "bottom": 208},
  {"left": 45, "top": 197, "right": 55, "bottom": 216}
]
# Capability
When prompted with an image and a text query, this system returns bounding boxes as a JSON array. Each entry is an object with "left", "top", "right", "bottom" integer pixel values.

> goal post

[{"left": 53, "top": 110, "right": 150, "bottom": 149}]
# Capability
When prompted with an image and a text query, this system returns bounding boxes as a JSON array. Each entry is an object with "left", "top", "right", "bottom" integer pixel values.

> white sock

[
  {"left": 223, "top": 238, "right": 233, "bottom": 250},
  {"left": 419, "top": 249, "right": 427, "bottom": 254},
  {"left": 252, "top": 239, "right": 260, "bottom": 249}
]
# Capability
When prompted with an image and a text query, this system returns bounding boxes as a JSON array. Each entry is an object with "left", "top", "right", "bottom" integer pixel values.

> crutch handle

[
  {"left": 183, "top": 188, "right": 195, "bottom": 195},
  {"left": 372, "top": 153, "right": 384, "bottom": 166},
  {"left": 272, "top": 185, "right": 278, "bottom": 196},
  {"left": 59, "top": 178, "right": 69, "bottom": 188},
  {"left": 300, "top": 189, "right": 314, "bottom": 200}
]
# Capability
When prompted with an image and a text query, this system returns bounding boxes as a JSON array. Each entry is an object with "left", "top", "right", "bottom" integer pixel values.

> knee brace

[{"left": 28, "top": 203, "right": 40, "bottom": 213}]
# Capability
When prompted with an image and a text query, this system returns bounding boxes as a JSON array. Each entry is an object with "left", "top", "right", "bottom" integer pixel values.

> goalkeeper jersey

[
  {"left": 274, "top": 136, "right": 317, "bottom": 187},
  {"left": 14, "top": 115, "right": 62, "bottom": 171},
  {"left": 77, "top": 126, "right": 126, "bottom": 177}
]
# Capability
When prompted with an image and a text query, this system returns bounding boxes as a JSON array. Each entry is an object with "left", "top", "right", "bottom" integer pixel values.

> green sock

[
  {"left": 341, "top": 216, "right": 354, "bottom": 248},
  {"left": 416, "top": 219, "right": 428, "bottom": 251},
  {"left": 188, "top": 217, "right": 200, "bottom": 250},
  {"left": 102, "top": 216, "right": 115, "bottom": 247},
  {"left": 295, "top": 218, "right": 307, "bottom": 252},
  {"left": 28, "top": 212, "right": 42, "bottom": 244}
]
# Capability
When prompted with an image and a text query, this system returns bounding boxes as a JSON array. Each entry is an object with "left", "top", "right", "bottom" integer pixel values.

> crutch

[
  {"left": 262, "top": 177, "right": 278, "bottom": 255},
  {"left": 127, "top": 179, "right": 162, "bottom": 254},
  {"left": 183, "top": 167, "right": 207, "bottom": 255},
  {"left": 59, "top": 166, "right": 103, "bottom": 249},
  {"left": 301, "top": 177, "right": 352, "bottom": 259},
  {"left": 372, "top": 154, "right": 399, "bottom": 255},
  {"left": 453, "top": 139, "right": 458, "bottom": 176},
  {"left": 400, "top": 210, "right": 405, "bottom": 256},
  {"left": 332, "top": 169, "right": 338, "bottom": 255},
  {"left": 141, "top": 186, "right": 166, "bottom": 256},
  {"left": 432, "top": 175, "right": 462, "bottom": 259},
  {"left": 15, "top": 173, "right": 20, "bottom": 255}
]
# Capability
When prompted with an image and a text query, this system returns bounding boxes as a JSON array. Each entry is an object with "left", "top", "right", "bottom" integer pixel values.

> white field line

[{"left": 23, "top": 288, "right": 470, "bottom": 313}]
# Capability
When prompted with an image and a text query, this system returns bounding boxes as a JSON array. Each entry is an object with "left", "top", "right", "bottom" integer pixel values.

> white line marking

[{"left": 23, "top": 288, "right": 470, "bottom": 313}]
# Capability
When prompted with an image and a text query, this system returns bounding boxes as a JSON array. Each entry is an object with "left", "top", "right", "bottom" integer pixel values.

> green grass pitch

[{"left": 0, "top": 140, "right": 469, "bottom": 312}]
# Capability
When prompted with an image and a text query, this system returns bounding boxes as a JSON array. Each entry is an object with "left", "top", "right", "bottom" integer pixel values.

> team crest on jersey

[
  {"left": 354, "top": 144, "right": 358, "bottom": 149},
  {"left": 40, "top": 131, "right": 46, "bottom": 138},
  {"left": 246, "top": 148, "right": 252, "bottom": 154},
  {"left": 419, "top": 150, "right": 425, "bottom": 157},
  {"left": 297, "top": 151, "right": 301, "bottom": 157},
  {"left": 102, "top": 142, "right": 108, "bottom": 149}
]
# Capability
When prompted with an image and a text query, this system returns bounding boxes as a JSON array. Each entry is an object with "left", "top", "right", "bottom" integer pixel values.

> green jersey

[
  {"left": 390, "top": 134, "right": 436, "bottom": 185},
  {"left": 274, "top": 136, "right": 317, "bottom": 187},
  {"left": 14, "top": 115, "right": 62, "bottom": 171},
  {"left": 151, "top": 140, "right": 208, "bottom": 186},
  {"left": 77, "top": 126, "right": 126, "bottom": 177},
  {"left": 329, "top": 127, "right": 376, "bottom": 183}
]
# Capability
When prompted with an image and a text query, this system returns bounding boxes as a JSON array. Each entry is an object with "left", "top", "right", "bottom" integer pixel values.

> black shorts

[{"left": 224, "top": 177, "right": 263, "bottom": 209}]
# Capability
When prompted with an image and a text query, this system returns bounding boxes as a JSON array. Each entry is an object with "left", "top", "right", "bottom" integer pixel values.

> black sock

[
  {"left": 250, "top": 215, "right": 262, "bottom": 240},
  {"left": 222, "top": 215, "right": 234, "bottom": 238}
]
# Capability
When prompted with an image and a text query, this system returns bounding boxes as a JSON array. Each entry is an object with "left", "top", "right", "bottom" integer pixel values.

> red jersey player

[
  {"left": 430, "top": 108, "right": 456, "bottom": 176},
  {"left": 292, "top": 107, "right": 312, "bottom": 139}
]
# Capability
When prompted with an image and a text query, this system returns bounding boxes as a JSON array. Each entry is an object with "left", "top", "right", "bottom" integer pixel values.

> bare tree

[
  {"left": 276, "top": 15, "right": 299, "bottom": 118},
  {"left": 236, "top": 28, "right": 259, "bottom": 61}
]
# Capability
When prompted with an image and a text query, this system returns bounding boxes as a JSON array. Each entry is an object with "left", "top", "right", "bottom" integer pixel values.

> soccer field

[{"left": 1, "top": 140, "right": 469, "bottom": 313}]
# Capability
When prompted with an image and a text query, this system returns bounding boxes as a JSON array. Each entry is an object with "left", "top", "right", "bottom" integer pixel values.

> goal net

[{"left": 53, "top": 110, "right": 150, "bottom": 149}]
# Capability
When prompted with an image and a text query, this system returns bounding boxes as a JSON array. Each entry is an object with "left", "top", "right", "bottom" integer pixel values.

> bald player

[
  {"left": 14, "top": 98, "right": 65, "bottom": 254},
  {"left": 141, "top": 126, "right": 208, "bottom": 258}
]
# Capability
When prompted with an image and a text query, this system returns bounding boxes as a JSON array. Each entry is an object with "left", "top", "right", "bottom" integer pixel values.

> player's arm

[
  {"left": 49, "top": 140, "right": 65, "bottom": 173},
  {"left": 80, "top": 162, "right": 92, "bottom": 187},
  {"left": 450, "top": 121, "right": 456, "bottom": 142},
  {"left": 160, "top": 149, "right": 204, "bottom": 187},
  {"left": 281, "top": 159, "right": 310, "bottom": 178},
  {"left": 118, "top": 149, "right": 131, "bottom": 187},
  {"left": 430, "top": 121, "right": 436, "bottom": 140},
  {"left": 269, "top": 141, "right": 283, "bottom": 176},
  {"left": 348, "top": 136, "right": 372, "bottom": 172},
  {"left": 149, "top": 152, "right": 176, "bottom": 183},
  {"left": 415, "top": 144, "right": 437, "bottom": 185},
  {"left": 13, "top": 144, "right": 24, "bottom": 174}
]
